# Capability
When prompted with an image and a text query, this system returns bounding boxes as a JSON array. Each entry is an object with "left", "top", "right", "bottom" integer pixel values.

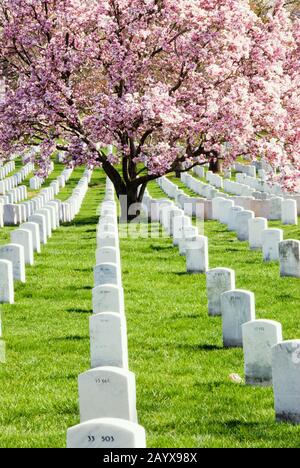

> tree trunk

[
  {"left": 118, "top": 185, "right": 143, "bottom": 223},
  {"left": 173, "top": 161, "right": 183, "bottom": 178},
  {"left": 209, "top": 157, "right": 223, "bottom": 173}
]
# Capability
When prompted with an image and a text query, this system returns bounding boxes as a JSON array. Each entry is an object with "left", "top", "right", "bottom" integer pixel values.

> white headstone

[
  {"left": 219, "top": 200, "right": 235, "bottom": 225},
  {"left": 262, "top": 228, "right": 283, "bottom": 262},
  {"left": 269, "top": 197, "right": 283, "bottom": 220},
  {"left": 279, "top": 240, "right": 300, "bottom": 278},
  {"left": 0, "top": 260, "right": 14, "bottom": 304},
  {"left": 21, "top": 222, "right": 41, "bottom": 254},
  {"left": 92, "top": 285, "right": 124, "bottom": 315},
  {"left": 67, "top": 418, "right": 146, "bottom": 449},
  {"left": 37, "top": 208, "right": 52, "bottom": 237},
  {"left": 78, "top": 367, "right": 137, "bottom": 422},
  {"left": 50, "top": 180, "right": 59, "bottom": 196},
  {"left": 242, "top": 319, "right": 282, "bottom": 386},
  {"left": 97, "top": 233, "right": 118, "bottom": 249},
  {"left": 97, "top": 223, "right": 117, "bottom": 235},
  {"left": 206, "top": 268, "right": 236, "bottom": 316},
  {"left": 0, "top": 244, "right": 25, "bottom": 282},
  {"left": 221, "top": 289, "right": 255, "bottom": 347},
  {"left": 236, "top": 210, "right": 255, "bottom": 241},
  {"left": 178, "top": 226, "right": 198, "bottom": 256},
  {"left": 28, "top": 214, "right": 47, "bottom": 244},
  {"left": 281, "top": 199, "right": 298, "bottom": 225},
  {"left": 57, "top": 175, "right": 66, "bottom": 188},
  {"left": 248, "top": 217, "right": 268, "bottom": 250},
  {"left": 90, "top": 313, "right": 128, "bottom": 369},
  {"left": 272, "top": 340, "right": 300, "bottom": 423},
  {"left": 227, "top": 206, "right": 244, "bottom": 231},
  {"left": 3, "top": 204, "right": 21, "bottom": 226},
  {"left": 98, "top": 216, "right": 116, "bottom": 228},
  {"left": 172, "top": 216, "right": 191, "bottom": 247},
  {"left": 186, "top": 235, "right": 209, "bottom": 273},
  {"left": 94, "top": 263, "right": 121, "bottom": 288},
  {"left": 212, "top": 197, "right": 226, "bottom": 221},
  {"left": 10, "top": 229, "right": 34, "bottom": 265},
  {"left": 45, "top": 204, "right": 57, "bottom": 230},
  {"left": 96, "top": 247, "right": 120, "bottom": 267}
]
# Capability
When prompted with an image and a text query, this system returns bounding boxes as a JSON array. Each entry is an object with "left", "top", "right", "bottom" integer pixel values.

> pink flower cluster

[{"left": 0, "top": 0, "right": 298, "bottom": 189}]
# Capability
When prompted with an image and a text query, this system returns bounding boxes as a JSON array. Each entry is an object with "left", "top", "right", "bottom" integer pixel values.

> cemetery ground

[{"left": 0, "top": 169, "right": 299, "bottom": 448}]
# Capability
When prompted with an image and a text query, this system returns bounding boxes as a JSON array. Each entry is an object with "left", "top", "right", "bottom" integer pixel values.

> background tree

[{"left": 0, "top": 0, "right": 299, "bottom": 219}]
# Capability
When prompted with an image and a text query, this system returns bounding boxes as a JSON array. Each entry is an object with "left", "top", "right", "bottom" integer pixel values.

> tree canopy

[{"left": 0, "top": 0, "right": 299, "bottom": 203}]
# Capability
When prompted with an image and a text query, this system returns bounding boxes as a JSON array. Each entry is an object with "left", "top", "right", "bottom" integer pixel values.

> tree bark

[
  {"left": 117, "top": 183, "right": 144, "bottom": 223},
  {"left": 209, "top": 157, "right": 223, "bottom": 173}
]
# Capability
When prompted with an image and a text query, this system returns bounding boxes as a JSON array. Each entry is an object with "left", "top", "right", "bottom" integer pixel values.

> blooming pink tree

[{"left": 0, "top": 0, "right": 299, "bottom": 218}]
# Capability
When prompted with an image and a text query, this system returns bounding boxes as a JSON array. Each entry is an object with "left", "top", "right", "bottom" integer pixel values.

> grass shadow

[
  {"left": 177, "top": 343, "right": 225, "bottom": 352},
  {"left": 67, "top": 308, "right": 91, "bottom": 314},
  {"left": 53, "top": 335, "right": 89, "bottom": 341}
]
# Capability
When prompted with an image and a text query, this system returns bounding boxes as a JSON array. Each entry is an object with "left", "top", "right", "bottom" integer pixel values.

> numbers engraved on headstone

[{"left": 95, "top": 378, "right": 110, "bottom": 384}]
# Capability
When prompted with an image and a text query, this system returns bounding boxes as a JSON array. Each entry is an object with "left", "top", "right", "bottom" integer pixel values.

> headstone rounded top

[
  {"left": 263, "top": 228, "right": 283, "bottom": 233},
  {"left": 222, "top": 289, "right": 254, "bottom": 296},
  {"left": 68, "top": 417, "right": 144, "bottom": 433},
  {"left": 273, "top": 339, "right": 300, "bottom": 349},
  {"left": 206, "top": 267, "right": 235, "bottom": 275},
  {"left": 79, "top": 366, "right": 133, "bottom": 382},
  {"left": 1, "top": 243, "right": 23, "bottom": 250},
  {"left": 251, "top": 217, "right": 267, "bottom": 222},
  {"left": 279, "top": 239, "right": 300, "bottom": 244},
  {"left": 242, "top": 319, "right": 282, "bottom": 329},
  {"left": 237, "top": 210, "right": 254, "bottom": 216},
  {"left": 0, "top": 259, "right": 13, "bottom": 266}
]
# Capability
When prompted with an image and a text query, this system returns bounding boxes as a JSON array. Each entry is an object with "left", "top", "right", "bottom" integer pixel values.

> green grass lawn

[
  {"left": 23, "top": 160, "right": 78, "bottom": 200},
  {"left": 0, "top": 168, "right": 300, "bottom": 447},
  {"left": 0, "top": 169, "right": 104, "bottom": 448}
]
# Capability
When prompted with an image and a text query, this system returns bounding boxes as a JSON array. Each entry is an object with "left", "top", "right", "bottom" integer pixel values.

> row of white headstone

[
  {"left": 201, "top": 161, "right": 297, "bottom": 199},
  {"left": 1, "top": 185, "right": 28, "bottom": 206},
  {"left": 148, "top": 179, "right": 300, "bottom": 425},
  {"left": 206, "top": 268, "right": 300, "bottom": 423},
  {"left": 189, "top": 169, "right": 300, "bottom": 222},
  {"left": 60, "top": 168, "right": 92, "bottom": 223},
  {"left": 212, "top": 196, "right": 300, "bottom": 277},
  {"left": 143, "top": 190, "right": 209, "bottom": 275},
  {"left": 29, "top": 161, "right": 55, "bottom": 190},
  {"left": 0, "top": 162, "right": 33, "bottom": 197},
  {"left": 157, "top": 176, "right": 213, "bottom": 221},
  {"left": 0, "top": 161, "right": 16, "bottom": 181},
  {"left": 235, "top": 167, "right": 300, "bottom": 199},
  {"left": 1, "top": 166, "right": 74, "bottom": 227},
  {"left": 157, "top": 175, "right": 300, "bottom": 278},
  {"left": 0, "top": 168, "right": 92, "bottom": 304},
  {"left": 176, "top": 171, "right": 278, "bottom": 222},
  {"left": 67, "top": 178, "right": 146, "bottom": 449},
  {"left": 194, "top": 165, "right": 300, "bottom": 218},
  {"left": 144, "top": 185, "right": 300, "bottom": 425}
]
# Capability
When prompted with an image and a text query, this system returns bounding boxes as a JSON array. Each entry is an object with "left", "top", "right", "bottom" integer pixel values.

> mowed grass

[
  {"left": 122, "top": 179, "right": 300, "bottom": 448},
  {"left": 0, "top": 168, "right": 299, "bottom": 447},
  {"left": 0, "top": 169, "right": 104, "bottom": 448}
]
